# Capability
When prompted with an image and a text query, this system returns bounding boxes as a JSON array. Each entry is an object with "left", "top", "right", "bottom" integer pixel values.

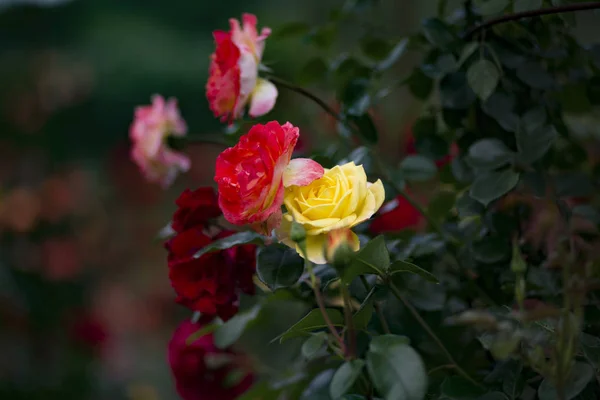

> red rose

[
  {"left": 172, "top": 187, "right": 222, "bottom": 233},
  {"left": 214, "top": 121, "right": 323, "bottom": 229},
  {"left": 369, "top": 194, "right": 424, "bottom": 234},
  {"left": 168, "top": 319, "right": 253, "bottom": 400},
  {"left": 166, "top": 228, "right": 256, "bottom": 321}
]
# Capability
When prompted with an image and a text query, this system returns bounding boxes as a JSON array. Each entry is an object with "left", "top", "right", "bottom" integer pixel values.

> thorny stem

[
  {"left": 464, "top": 1, "right": 600, "bottom": 39},
  {"left": 360, "top": 276, "right": 391, "bottom": 334},
  {"left": 389, "top": 282, "right": 484, "bottom": 389}
]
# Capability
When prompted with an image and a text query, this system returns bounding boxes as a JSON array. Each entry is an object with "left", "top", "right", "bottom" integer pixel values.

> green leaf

[
  {"left": 474, "top": 0, "right": 510, "bottom": 15},
  {"left": 185, "top": 323, "right": 219, "bottom": 345},
  {"left": 441, "top": 376, "right": 487, "bottom": 399},
  {"left": 366, "top": 336, "right": 427, "bottom": 400},
  {"left": 422, "top": 18, "right": 457, "bottom": 51},
  {"left": 389, "top": 260, "right": 439, "bottom": 283},
  {"left": 352, "top": 294, "right": 374, "bottom": 331},
  {"left": 376, "top": 39, "right": 408, "bottom": 71},
  {"left": 341, "top": 236, "right": 390, "bottom": 284},
  {"left": 467, "top": 59, "right": 500, "bottom": 101},
  {"left": 360, "top": 36, "right": 394, "bottom": 61},
  {"left": 278, "top": 308, "right": 344, "bottom": 342},
  {"left": 537, "top": 362, "right": 594, "bottom": 400},
  {"left": 399, "top": 155, "right": 438, "bottom": 182},
  {"left": 306, "top": 24, "right": 337, "bottom": 49},
  {"left": 299, "top": 57, "right": 329, "bottom": 85},
  {"left": 470, "top": 169, "right": 520, "bottom": 206},
  {"left": 214, "top": 306, "right": 260, "bottom": 349},
  {"left": 516, "top": 124, "right": 557, "bottom": 164},
  {"left": 330, "top": 360, "right": 366, "bottom": 399},
  {"left": 301, "top": 332, "right": 328, "bottom": 359},
  {"left": 502, "top": 361, "right": 524, "bottom": 399},
  {"left": 466, "top": 139, "right": 514, "bottom": 170},
  {"left": 273, "top": 22, "right": 310, "bottom": 39},
  {"left": 513, "top": 0, "right": 542, "bottom": 12},
  {"left": 482, "top": 92, "right": 519, "bottom": 132},
  {"left": 257, "top": 245, "right": 304, "bottom": 290},
  {"left": 408, "top": 68, "right": 434, "bottom": 100},
  {"left": 194, "top": 232, "right": 264, "bottom": 258},
  {"left": 516, "top": 61, "right": 554, "bottom": 90},
  {"left": 458, "top": 43, "right": 480, "bottom": 67},
  {"left": 369, "top": 334, "right": 411, "bottom": 350},
  {"left": 421, "top": 53, "right": 458, "bottom": 79}
]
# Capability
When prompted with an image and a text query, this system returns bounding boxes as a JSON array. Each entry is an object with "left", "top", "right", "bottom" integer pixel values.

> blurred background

[{"left": 1, "top": 0, "right": 599, "bottom": 399}]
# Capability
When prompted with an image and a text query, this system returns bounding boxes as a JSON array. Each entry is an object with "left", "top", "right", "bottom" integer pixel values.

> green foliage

[{"left": 256, "top": 245, "right": 304, "bottom": 290}]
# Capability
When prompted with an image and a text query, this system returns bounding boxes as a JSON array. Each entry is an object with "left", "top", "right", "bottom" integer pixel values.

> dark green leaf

[
  {"left": 330, "top": 360, "right": 366, "bottom": 399},
  {"left": 502, "top": 361, "right": 524, "bottom": 399},
  {"left": 257, "top": 245, "right": 304, "bottom": 290},
  {"left": 422, "top": 18, "right": 457, "bottom": 51},
  {"left": 341, "top": 236, "right": 390, "bottom": 284},
  {"left": 360, "top": 36, "right": 393, "bottom": 61},
  {"left": 348, "top": 114, "right": 378, "bottom": 144},
  {"left": 554, "top": 173, "right": 595, "bottom": 197},
  {"left": 513, "top": 0, "right": 542, "bottom": 12},
  {"left": 340, "top": 146, "right": 374, "bottom": 174},
  {"left": 557, "top": 84, "right": 592, "bottom": 114},
  {"left": 389, "top": 260, "right": 439, "bottom": 283},
  {"left": 516, "top": 61, "right": 554, "bottom": 90},
  {"left": 301, "top": 332, "right": 328, "bottom": 359},
  {"left": 537, "top": 362, "right": 594, "bottom": 400},
  {"left": 399, "top": 155, "right": 438, "bottom": 182},
  {"left": 441, "top": 376, "right": 487, "bottom": 399},
  {"left": 341, "top": 78, "right": 370, "bottom": 116},
  {"left": 467, "top": 139, "right": 514, "bottom": 170},
  {"left": 214, "top": 306, "right": 260, "bottom": 349},
  {"left": 470, "top": 169, "right": 520, "bottom": 206},
  {"left": 299, "top": 57, "right": 329, "bottom": 85},
  {"left": 458, "top": 43, "right": 480, "bottom": 67},
  {"left": 366, "top": 336, "right": 427, "bottom": 400},
  {"left": 457, "top": 192, "right": 485, "bottom": 218},
  {"left": 440, "top": 72, "right": 476, "bottom": 109},
  {"left": 478, "top": 392, "right": 509, "bottom": 400},
  {"left": 521, "top": 106, "right": 547, "bottom": 133},
  {"left": 516, "top": 124, "right": 557, "bottom": 164},
  {"left": 194, "top": 232, "right": 264, "bottom": 258},
  {"left": 274, "top": 22, "right": 311, "bottom": 39},
  {"left": 278, "top": 308, "right": 344, "bottom": 342},
  {"left": 408, "top": 68, "right": 434, "bottom": 100},
  {"left": 472, "top": 236, "right": 511, "bottom": 264},
  {"left": 306, "top": 24, "right": 337, "bottom": 49},
  {"left": 482, "top": 92, "right": 519, "bottom": 132},
  {"left": 467, "top": 59, "right": 500, "bottom": 101},
  {"left": 421, "top": 53, "right": 458, "bottom": 79},
  {"left": 428, "top": 190, "right": 456, "bottom": 222},
  {"left": 474, "top": 0, "right": 510, "bottom": 15},
  {"left": 369, "top": 334, "right": 411, "bottom": 350}
]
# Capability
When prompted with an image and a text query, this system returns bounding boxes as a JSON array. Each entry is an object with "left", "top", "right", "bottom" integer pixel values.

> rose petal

[
  {"left": 248, "top": 79, "right": 278, "bottom": 118},
  {"left": 283, "top": 158, "right": 324, "bottom": 187}
]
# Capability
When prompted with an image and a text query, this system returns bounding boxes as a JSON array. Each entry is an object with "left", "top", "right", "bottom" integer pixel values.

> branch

[{"left": 464, "top": 1, "right": 600, "bottom": 39}]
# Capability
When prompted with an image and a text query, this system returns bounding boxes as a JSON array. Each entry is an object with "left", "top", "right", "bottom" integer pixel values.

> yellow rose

[{"left": 278, "top": 162, "right": 385, "bottom": 264}]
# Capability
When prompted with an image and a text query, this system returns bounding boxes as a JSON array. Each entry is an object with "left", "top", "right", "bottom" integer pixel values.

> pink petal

[
  {"left": 248, "top": 79, "right": 278, "bottom": 118},
  {"left": 283, "top": 158, "right": 324, "bottom": 187}
]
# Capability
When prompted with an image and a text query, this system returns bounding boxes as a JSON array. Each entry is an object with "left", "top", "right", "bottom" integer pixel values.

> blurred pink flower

[
  {"left": 130, "top": 95, "right": 190, "bottom": 187},
  {"left": 206, "top": 14, "right": 277, "bottom": 123}
]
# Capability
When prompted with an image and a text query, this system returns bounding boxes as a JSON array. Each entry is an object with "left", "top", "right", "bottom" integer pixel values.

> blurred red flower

[
  {"left": 172, "top": 187, "right": 221, "bottom": 233},
  {"left": 168, "top": 319, "right": 253, "bottom": 400}
]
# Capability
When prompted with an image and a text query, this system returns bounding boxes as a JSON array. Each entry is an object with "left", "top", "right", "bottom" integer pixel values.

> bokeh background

[{"left": 1, "top": 0, "right": 600, "bottom": 399}]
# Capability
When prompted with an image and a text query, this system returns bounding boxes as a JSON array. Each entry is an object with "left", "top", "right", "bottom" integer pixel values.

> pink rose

[
  {"left": 206, "top": 14, "right": 278, "bottom": 123},
  {"left": 130, "top": 95, "right": 190, "bottom": 187}
]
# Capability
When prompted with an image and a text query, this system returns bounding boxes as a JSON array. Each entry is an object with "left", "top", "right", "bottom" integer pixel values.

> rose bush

[{"left": 129, "top": 3, "right": 600, "bottom": 400}]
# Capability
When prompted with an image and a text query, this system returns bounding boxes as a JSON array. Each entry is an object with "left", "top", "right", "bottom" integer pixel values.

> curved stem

[
  {"left": 388, "top": 282, "right": 484, "bottom": 389},
  {"left": 464, "top": 1, "right": 600, "bottom": 39},
  {"left": 342, "top": 285, "right": 357, "bottom": 359},
  {"left": 267, "top": 76, "right": 343, "bottom": 124},
  {"left": 302, "top": 245, "right": 346, "bottom": 353}
]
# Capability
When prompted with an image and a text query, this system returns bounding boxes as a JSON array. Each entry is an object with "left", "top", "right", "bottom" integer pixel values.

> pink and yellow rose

[
  {"left": 206, "top": 14, "right": 278, "bottom": 123},
  {"left": 129, "top": 95, "right": 190, "bottom": 187},
  {"left": 214, "top": 121, "right": 323, "bottom": 231}
]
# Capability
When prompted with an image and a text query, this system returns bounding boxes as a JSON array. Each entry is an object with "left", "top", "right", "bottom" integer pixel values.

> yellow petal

[{"left": 307, "top": 214, "right": 357, "bottom": 235}]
